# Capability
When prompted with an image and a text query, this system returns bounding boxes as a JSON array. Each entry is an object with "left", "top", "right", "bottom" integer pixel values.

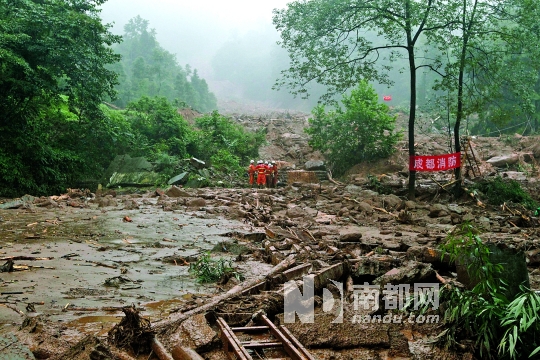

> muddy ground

[{"left": 1, "top": 115, "right": 540, "bottom": 359}]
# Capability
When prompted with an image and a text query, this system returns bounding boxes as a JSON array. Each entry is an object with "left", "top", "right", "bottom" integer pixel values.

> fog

[
  {"left": 99, "top": 0, "right": 313, "bottom": 110},
  {"left": 99, "top": 0, "right": 412, "bottom": 112}
]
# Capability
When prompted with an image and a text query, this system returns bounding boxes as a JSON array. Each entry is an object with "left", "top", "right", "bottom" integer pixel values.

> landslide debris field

[{"left": 1, "top": 114, "right": 540, "bottom": 360}]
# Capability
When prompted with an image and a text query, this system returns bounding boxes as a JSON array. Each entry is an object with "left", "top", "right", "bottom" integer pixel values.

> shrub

[
  {"left": 473, "top": 176, "right": 538, "bottom": 210},
  {"left": 305, "top": 81, "right": 401, "bottom": 176},
  {"left": 415, "top": 223, "right": 540, "bottom": 359}
]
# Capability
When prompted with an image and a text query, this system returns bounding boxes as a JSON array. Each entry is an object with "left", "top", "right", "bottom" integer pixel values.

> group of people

[{"left": 247, "top": 160, "right": 279, "bottom": 188}]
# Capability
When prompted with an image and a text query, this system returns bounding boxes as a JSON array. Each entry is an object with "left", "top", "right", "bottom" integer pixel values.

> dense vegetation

[
  {"left": 110, "top": 16, "right": 217, "bottom": 112},
  {"left": 414, "top": 223, "right": 540, "bottom": 359},
  {"left": 0, "top": 0, "right": 121, "bottom": 197}
]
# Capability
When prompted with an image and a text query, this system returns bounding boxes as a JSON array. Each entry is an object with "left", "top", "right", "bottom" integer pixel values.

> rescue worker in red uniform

[
  {"left": 264, "top": 161, "right": 272, "bottom": 188},
  {"left": 255, "top": 160, "right": 266, "bottom": 188},
  {"left": 247, "top": 160, "right": 256, "bottom": 188},
  {"left": 271, "top": 161, "right": 278, "bottom": 187}
]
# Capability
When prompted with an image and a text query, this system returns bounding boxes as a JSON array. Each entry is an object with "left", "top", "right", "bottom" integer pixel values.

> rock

[
  {"left": 382, "top": 194, "right": 401, "bottom": 209},
  {"left": 190, "top": 157, "right": 206, "bottom": 169},
  {"left": 374, "top": 261, "right": 435, "bottom": 286},
  {"left": 407, "top": 246, "right": 448, "bottom": 264},
  {"left": 486, "top": 154, "right": 519, "bottom": 167},
  {"left": 354, "top": 257, "right": 402, "bottom": 277},
  {"left": 501, "top": 171, "right": 527, "bottom": 181},
  {"left": 98, "top": 196, "right": 117, "bottom": 208},
  {"left": 339, "top": 227, "right": 363, "bottom": 242},
  {"left": 165, "top": 186, "right": 191, "bottom": 197},
  {"left": 532, "top": 143, "right": 540, "bottom": 159},
  {"left": 428, "top": 204, "right": 449, "bottom": 218},
  {"left": 286, "top": 207, "right": 306, "bottom": 218},
  {"left": 404, "top": 200, "right": 416, "bottom": 210},
  {"left": 304, "top": 160, "right": 326, "bottom": 171},
  {"left": 187, "top": 198, "right": 206, "bottom": 208},
  {"left": 168, "top": 172, "right": 190, "bottom": 185},
  {"left": 178, "top": 314, "right": 218, "bottom": 352},
  {"left": 35, "top": 199, "right": 58, "bottom": 208},
  {"left": 344, "top": 185, "right": 378, "bottom": 197},
  {"left": 447, "top": 204, "right": 463, "bottom": 214},
  {"left": 457, "top": 244, "right": 529, "bottom": 300},
  {"left": 122, "top": 199, "right": 139, "bottom": 210},
  {"left": 356, "top": 202, "right": 374, "bottom": 214}
]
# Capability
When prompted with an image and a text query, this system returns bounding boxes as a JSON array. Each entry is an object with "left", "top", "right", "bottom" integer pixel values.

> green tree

[
  {"left": 428, "top": 0, "right": 540, "bottom": 189},
  {"left": 124, "top": 96, "right": 192, "bottom": 158},
  {"left": 0, "top": 0, "right": 121, "bottom": 196},
  {"left": 306, "top": 81, "right": 401, "bottom": 176},
  {"left": 193, "top": 111, "right": 266, "bottom": 167},
  {"left": 273, "top": 0, "right": 454, "bottom": 199}
]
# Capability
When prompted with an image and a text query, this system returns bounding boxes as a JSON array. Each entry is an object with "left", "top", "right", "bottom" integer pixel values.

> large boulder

[
  {"left": 486, "top": 154, "right": 519, "bottom": 167},
  {"left": 305, "top": 160, "right": 326, "bottom": 171}
]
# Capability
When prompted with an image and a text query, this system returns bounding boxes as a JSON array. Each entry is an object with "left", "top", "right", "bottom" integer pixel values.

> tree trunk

[
  {"left": 406, "top": 2, "right": 417, "bottom": 201},
  {"left": 453, "top": 0, "right": 478, "bottom": 197}
]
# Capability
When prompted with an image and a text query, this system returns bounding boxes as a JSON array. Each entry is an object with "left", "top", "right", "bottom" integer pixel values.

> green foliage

[
  {"left": 111, "top": 16, "right": 217, "bottom": 112},
  {"left": 124, "top": 96, "right": 192, "bottom": 159},
  {"left": 473, "top": 177, "right": 538, "bottom": 210},
  {"left": 0, "top": 0, "right": 121, "bottom": 196},
  {"left": 189, "top": 253, "right": 243, "bottom": 284},
  {"left": 416, "top": 223, "right": 540, "bottom": 359},
  {"left": 305, "top": 81, "right": 401, "bottom": 176},
  {"left": 210, "top": 150, "right": 242, "bottom": 174},
  {"left": 193, "top": 111, "right": 266, "bottom": 166}
]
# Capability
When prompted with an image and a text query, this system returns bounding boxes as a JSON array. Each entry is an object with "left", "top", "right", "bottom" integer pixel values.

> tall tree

[
  {"left": 0, "top": 0, "right": 122, "bottom": 195},
  {"left": 430, "top": 0, "right": 540, "bottom": 189},
  {"left": 273, "top": 0, "right": 453, "bottom": 199}
]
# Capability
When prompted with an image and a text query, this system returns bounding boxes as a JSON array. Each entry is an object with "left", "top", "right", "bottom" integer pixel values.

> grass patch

[{"left": 189, "top": 253, "right": 243, "bottom": 283}]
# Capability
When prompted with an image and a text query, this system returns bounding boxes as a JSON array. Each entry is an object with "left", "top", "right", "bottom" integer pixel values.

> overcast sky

[{"left": 99, "top": 0, "right": 291, "bottom": 77}]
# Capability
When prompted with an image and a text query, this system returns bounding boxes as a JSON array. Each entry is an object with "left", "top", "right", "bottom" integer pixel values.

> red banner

[{"left": 409, "top": 152, "right": 461, "bottom": 172}]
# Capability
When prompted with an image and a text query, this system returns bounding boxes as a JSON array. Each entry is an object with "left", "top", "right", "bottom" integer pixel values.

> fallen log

[
  {"left": 171, "top": 346, "right": 204, "bottom": 360},
  {"left": 111, "top": 350, "right": 137, "bottom": 360},
  {"left": 152, "top": 337, "right": 174, "bottom": 360},
  {"left": 153, "top": 254, "right": 296, "bottom": 336}
]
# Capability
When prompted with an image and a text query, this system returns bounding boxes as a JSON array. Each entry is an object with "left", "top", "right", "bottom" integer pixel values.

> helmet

[
  {"left": 264, "top": 161, "right": 268, "bottom": 164},
  {"left": 257, "top": 160, "right": 262, "bottom": 164},
  {"left": 250, "top": 160, "right": 254, "bottom": 163}
]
